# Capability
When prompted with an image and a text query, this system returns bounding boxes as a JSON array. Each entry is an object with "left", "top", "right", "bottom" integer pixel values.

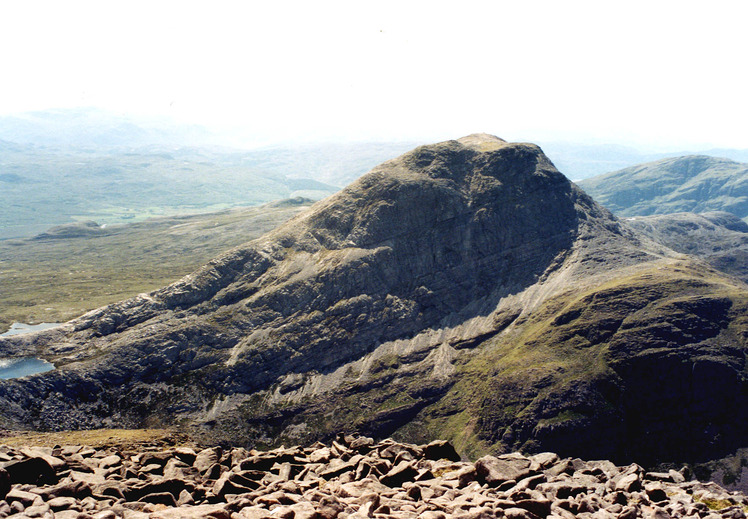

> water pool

[
  {"left": 0, "top": 322, "right": 60, "bottom": 378},
  {"left": 0, "top": 357, "right": 54, "bottom": 379}
]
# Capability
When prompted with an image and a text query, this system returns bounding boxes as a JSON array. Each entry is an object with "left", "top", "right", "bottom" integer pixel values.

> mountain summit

[{"left": 1, "top": 135, "right": 746, "bottom": 466}]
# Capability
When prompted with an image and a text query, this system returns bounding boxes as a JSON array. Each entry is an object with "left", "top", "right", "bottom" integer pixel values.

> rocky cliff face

[{"left": 0, "top": 135, "right": 746, "bottom": 468}]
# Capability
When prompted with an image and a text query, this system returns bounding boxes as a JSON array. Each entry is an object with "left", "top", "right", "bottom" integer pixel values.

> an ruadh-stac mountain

[{"left": 1, "top": 134, "right": 746, "bottom": 468}]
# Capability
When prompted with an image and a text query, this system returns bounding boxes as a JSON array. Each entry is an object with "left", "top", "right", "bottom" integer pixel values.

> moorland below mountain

[
  {"left": 1, "top": 135, "right": 746, "bottom": 477},
  {"left": 0, "top": 199, "right": 314, "bottom": 332}
]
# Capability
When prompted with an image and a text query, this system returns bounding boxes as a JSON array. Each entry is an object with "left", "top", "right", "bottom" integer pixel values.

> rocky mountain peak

[
  {"left": 0, "top": 134, "right": 620, "bottom": 408},
  {"left": 456, "top": 132, "right": 508, "bottom": 150},
  {"left": 279, "top": 134, "right": 595, "bottom": 254},
  {"left": 2, "top": 136, "right": 745, "bottom": 469}
]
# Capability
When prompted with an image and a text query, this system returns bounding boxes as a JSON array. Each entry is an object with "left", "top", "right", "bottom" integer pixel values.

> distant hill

[
  {"left": 0, "top": 108, "right": 215, "bottom": 150},
  {"left": 535, "top": 142, "right": 748, "bottom": 181},
  {"left": 577, "top": 155, "right": 748, "bottom": 221},
  {"left": 0, "top": 143, "right": 340, "bottom": 239}
]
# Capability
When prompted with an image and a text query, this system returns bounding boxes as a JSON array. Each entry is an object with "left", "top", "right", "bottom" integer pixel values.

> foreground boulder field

[
  {"left": 0, "top": 435, "right": 746, "bottom": 519},
  {"left": 0, "top": 134, "right": 746, "bottom": 467}
]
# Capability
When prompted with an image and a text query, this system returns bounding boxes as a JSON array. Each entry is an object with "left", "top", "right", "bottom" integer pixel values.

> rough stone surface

[
  {"left": 0, "top": 435, "right": 740, "bottom": 519},
  {"left": 475, "top": 455, "right": 535, "bottom": 486}
]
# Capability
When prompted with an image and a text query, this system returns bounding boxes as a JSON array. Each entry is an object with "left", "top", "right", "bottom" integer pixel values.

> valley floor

[{"left": 0, "top": 200, "right": 313, "bottom": 332}]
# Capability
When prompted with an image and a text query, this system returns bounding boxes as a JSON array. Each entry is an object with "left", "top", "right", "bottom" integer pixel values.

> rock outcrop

[
  {"left": 624, "top": 212, "right": 748, "bottom": 282},
  {"left": 0, "top": 135, "right": 746, "bottom": 467},
  {"left": 1, "top": 435, "right": 747, "bottom": 519}
]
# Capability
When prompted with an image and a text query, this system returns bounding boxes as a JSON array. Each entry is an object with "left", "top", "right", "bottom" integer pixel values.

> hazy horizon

[{"left": 2, "top": 106, "right": 747, "bottom": 159}]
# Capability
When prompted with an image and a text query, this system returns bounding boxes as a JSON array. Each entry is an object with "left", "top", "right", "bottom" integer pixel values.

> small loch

[
  {"left": 0, "top": 322, "right": 60, "bottom": 379},
  {"left": 0, "top": 357, "right": 54, "bottom": 379},
  {"left": 2, "top": 322, "right": 62, "bottom": 336}
]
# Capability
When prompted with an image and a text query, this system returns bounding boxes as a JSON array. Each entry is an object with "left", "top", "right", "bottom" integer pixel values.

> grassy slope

[
  {"left": 197, "top": 247, "right": 747, "bottom": 464},
  {"left": 0, "top": 201, "right": 314, "bottom": 332}
]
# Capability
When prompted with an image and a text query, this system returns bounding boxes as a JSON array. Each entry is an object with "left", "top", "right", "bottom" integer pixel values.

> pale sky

[{"left": 1, "top": 0, "right": 746, "bottom": 150}]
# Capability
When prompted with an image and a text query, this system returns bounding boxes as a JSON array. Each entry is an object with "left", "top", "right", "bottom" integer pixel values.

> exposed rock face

[
  {"left": 0, "top": 135, "right": 746, "bottom": 467},
  {"left": 577, "top": 155, "right": 748, "bottom": 220},
  {"left": 1, "top": 435, "right": 747, "bottom": 519}
]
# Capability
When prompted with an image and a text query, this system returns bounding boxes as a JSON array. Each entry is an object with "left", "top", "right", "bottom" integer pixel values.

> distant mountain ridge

[
  {"left": 0, "top": 108, "right": 215, "bottom": 150},
  {"left": 4, "top": 108, "right": 748, "bottom": 241},
  {"left": 0, "top": 109, "right": 416, "bottom": 239},
  {"left": 0, "top": 142, "right": 339, "bottom": 239},
  {"left": 577, "top": 155, "right": 748, "bottom": 221},
  {"left": 1, "top": 135, "right": 746, "bottom": 469}
]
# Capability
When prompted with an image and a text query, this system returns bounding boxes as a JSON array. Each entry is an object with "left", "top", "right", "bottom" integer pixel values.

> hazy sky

[{"left": 1, "top": 0, "right": 746, "bottom": 150}]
